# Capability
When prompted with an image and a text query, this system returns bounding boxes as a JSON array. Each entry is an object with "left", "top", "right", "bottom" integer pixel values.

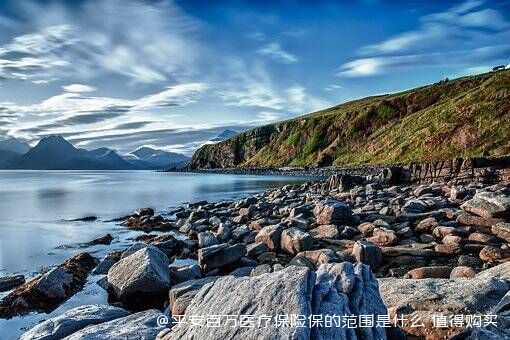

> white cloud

[
  {"left": 324, "top": 84, "right": 343, "bottom": 91},
  {"left": 62, "top": 84, "right": 97, "bottom": 93},
  {"left": 257, "top": 42, "right": 298, "bottom": 64}
]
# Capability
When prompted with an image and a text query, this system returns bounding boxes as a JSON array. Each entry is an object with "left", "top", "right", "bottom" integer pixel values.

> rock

[
  {"left": 432, "top": 226, "right": 457, "bottom": 238},
  {"left": 357, "top": 222, "right": 376, "bottom": 235},
  {"left": 313, "top": 199, "right": 353, "bottom": 225},
  {"left": 379, "top": 262, "right": 510, "bottom": 339},
  {"left": 171, "top": 290, "right": 196, "bottom": 315},
  {"left": 434, "top": 243, "right": 462, "bottom": 255},
  {"left": 492, "top": 222, "right": 510, "bottom": 242},
  {"left": 450, "top": 266, "right": 476, "bottom": 278},
  {"left": 312, "top": 262, "right": 388, "bottom": 340},
  {"left": 479, "top": 246, "right": 507, "bottom": 263},
  {"left": 250, "top": 264, "right": 272, "bottom": 276},
  {"left": 415, "top": 217, "right": 438, "bottom": 233},
  {"left": 228, "top": 266, "right": 254, "bottom": 277},
  {"left": 198, "top": 243, "right": 246, "bottom": 271},
  {"left": 64, "top": 309, "right": 164, "bottom": 340},
  {"left": 352, "top": 241, "right": 382, "bottom": 268},
  {"left": 86, "top": 234, "right": 113, "bottom": 246},
  {"left": 246, "top": 242, "right": 270, "bottom": 257},
  {"left": 168, "top": 277, "right": 218, "bottom": 310},
  {"left": 367, "top": 228, "right": 398, "bottom": 246},
  {"left": 92, "top": 252, "right": 121, "bottom": 275},
  {"left": 309, "top": 224, "right": 339, "bottom": 239},
  {"left": 467, "top": 290, "right": 510, "bottom": 339},
  {"left": 458, "top": 255, "right": 483, "bottom": 267},
  {"left": 215, "top": 223, "right": 231, "bottom": 242},
  {"left": 407, "top": 266, "right": 453, "bottom": 279},
  {"left": 135, "top": 207, "right": 155, "bottom": 217},
  {"left": 0, "top": 253, "right": 97, "bottom": 318},
  {"left": 70, "top": 216, "right": 97, "bottom": 222},
  {"left": 0, "top": 275, "right": 25, "bottom": 292},
  {"left": 468, "top": 232, "right": 498, "bottom": 244},
  {"left": 107, "top": 246, "right": 170, "bottom": 307},
  {"left": 20, "top": 304, "right": 128, "bottom": 340},
  {"left": 442, "top": 235, "right": 463, "bottom": 245},
  {"left": 457, "top": 212, "right": 504, "bottom": 227},
  {"left": 169, "top": 264, "right": 201, "bottom": 284},
  {"left": 297, "top": 249, "right": 339, "bottom": 269},
  {"left": 280, "top": 227, "right": 313, "bottom": 255},
  {"left": 461, "top": 192, "right": 510, "bottom": 218},
  {"left": 197, "top": 231, "right": 218, "bottom": 248},
  {"left": 121, "top": 243, "right": 148, "bottom": 259},
  {"left": 254, "top": 224, "right": 283, "bottom": 251}
]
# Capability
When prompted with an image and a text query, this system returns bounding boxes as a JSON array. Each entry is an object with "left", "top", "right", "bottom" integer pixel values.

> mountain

[
  {"left": 189, "top": 70, "right": 510, "bottom": 169},
  {"left": 210, "top": 129, "right": 238, "bottom": 142},
  {"left": 128, "top": 147, "right": 190, "bottom": 169},
  {"left": 0, "top": 149, "right": 19, "bottom": 164},
  {"left": 0, "top": 138, "right": 30, "bottom": 154},
  {"left": 86, "top": 148, "right": 138, "bottom": 170}
]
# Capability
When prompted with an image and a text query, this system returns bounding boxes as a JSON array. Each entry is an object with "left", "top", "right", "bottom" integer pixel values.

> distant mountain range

[
  {"left": 210, "top": 129, "right": 238, "bottom": 142},
  {"left": 0, "top": 136, "right": 190, "bottom": 170}
]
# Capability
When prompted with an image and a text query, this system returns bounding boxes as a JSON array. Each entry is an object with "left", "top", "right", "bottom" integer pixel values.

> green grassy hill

[{"left": 188, "top": 70, "right": 510, "bottom": 169}]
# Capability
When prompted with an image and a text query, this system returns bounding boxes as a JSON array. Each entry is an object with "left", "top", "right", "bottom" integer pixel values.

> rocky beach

[{"left": 0, "top": 162, "right": 509, "bottom": 339}]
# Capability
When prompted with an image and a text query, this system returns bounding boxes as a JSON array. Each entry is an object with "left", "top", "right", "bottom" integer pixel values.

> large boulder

[
  {"left": 379, "top": 262, "right": 510, "bottom": 339},
  {"left": 20, "top": 304, "right": 128, "bottom": 340},
  {"left": 0, "top": 253, "right": 97, "bottom": 318},
  {"left": 164, "top": 263, "right": 389, "bottom": 340},
  {"left": 198, "top": 243, "right": 246, "bottom": 271},
  {"left": 461, "top": 192, "right": 510, "bottom": 219},
  {"left": 280, "top": 227, "right": 314, "bottom": 255},
  {"left": 107, "top": 246, "right": 170, "bottom": 305},
  {"left": 314, "top": 199, "right": 353, "bottom": 225},
  {"left": 255, "top": 224, "right": 284, "bottom": 251},
  {"left": 352, "top": 241, "right": 382, "bottom": 269},
  {"left": 64, "top": 309, "right": 164, "bottom": 340}
]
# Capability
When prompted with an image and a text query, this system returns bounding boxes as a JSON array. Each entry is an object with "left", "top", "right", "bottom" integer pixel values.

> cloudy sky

[{"left": 0, "top": 0, "right": 509, "bottom": 155}]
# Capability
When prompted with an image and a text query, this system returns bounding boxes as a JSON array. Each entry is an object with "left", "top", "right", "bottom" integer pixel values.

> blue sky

[{"left": 0, "top": 0, "right": 509, "bottom": 154}]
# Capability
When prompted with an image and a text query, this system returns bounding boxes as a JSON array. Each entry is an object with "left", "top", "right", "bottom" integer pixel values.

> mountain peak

[{"left": 0, "top": 137, "right": 31, "bottom": 155}]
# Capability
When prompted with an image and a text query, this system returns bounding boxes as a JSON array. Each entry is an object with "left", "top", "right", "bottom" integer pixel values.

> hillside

[{"left": 189, "top": 69, "right": 510, "bottom": 169}]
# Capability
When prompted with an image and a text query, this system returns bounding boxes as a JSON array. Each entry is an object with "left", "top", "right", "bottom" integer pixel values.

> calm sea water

[{"left": 0, "top": 170, "right": 308, "bottom": 276}]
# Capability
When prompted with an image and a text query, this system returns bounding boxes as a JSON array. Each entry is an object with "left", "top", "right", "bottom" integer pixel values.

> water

[
  {"left": 0, "top": 170, "right": 309, "bottom": 338},
  {"left": 0, "top": 170, "right": 308, "bottom": 276}
]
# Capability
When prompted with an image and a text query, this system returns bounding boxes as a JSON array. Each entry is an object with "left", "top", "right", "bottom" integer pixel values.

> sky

[{"left": 0, "top": 0, "right": 509, "bottom": 155}]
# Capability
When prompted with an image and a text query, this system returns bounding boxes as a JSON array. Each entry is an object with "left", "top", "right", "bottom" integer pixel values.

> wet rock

[
  {"left": 0, "top": 275, "right": 25, "bottom": 292},
  {"left": 20, "top": 304, "right": 128, "bottom": 340},
  {"left": 352, "top": 241, "right": 382, "bottom": 268},
  {"left": 135, "top": 208, "right": 155, "bottom": 217},
  {"left": 70, "top": 216, "right": 97, "bottom": 222},
  {"left": 86, "top": 233, "right": 113, "bottom": 246},
  {"left": 92, "top": 252, "right": 121, "bottom": 275},
  {"left": 255, "top": 224, "right": 283, "bottom": 251},
  {"left": 107, "top": 246, "right": 170, "bottom": 307},
  {"left": 461, "top": 192, "right": 510, "bottom": 219},
  {"left": 198, "top": 243, "right": 246, "bottom": 271},
  {"left": 450, "top": 266, "right": 476, "bottom": 278},
  {"left": 309, "top": 224, "right": 339, "bottom": 239},
  {"left": 367, "top": 228, "right": 398, "bottom": 246},
  {"left": 64, "top": 309, "right": 164, "bottom": 340},
  {"left": 406, "top": 266, "right": 453, "bottom": 279},
  {"left": 280, "top": 227, "right": 313, "bottom": 255},
  {"left": 0, "top": 252, "right": 97, "bottom": 318},
  {"left": 492, "top": 222, "right": 510, "bottom": 242},
  {"left": 313, "top": 199, "right": 353, "bottom": 225}
]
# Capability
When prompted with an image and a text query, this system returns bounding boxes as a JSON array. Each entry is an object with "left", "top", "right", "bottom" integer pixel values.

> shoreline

[{"left": 2, "top": 169, "right": 510, "bottom": 338}]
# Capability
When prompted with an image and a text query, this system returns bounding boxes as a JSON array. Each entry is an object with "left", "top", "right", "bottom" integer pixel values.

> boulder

[
  {"left": 107, "top": 246, "right": 170, "bottom": 305},
  {"left": 479, "top": 246, "right": 507, "bottom": 263},
  {"left": 492, "top": 222, "right": 510, "bottom": 242},
  {"left": 197, "top": 231, "right": 218, "bottom": 248},
  {"left": 450, "top": 266, "right": 476, "bottom": 278},
  {"left": 92, "top": 252, "right": 121, "bottom": 275},
  {"left": 309, "top": 224, "right": 339, "bottom": 239},
  {"left": 198, "top": 243, "right": 246, "bottom": 271},
  {"left": 406, "top": 266, "right": 453, "bottom": 279},
  {"left": 64, "top": 309, "right": 164, "bottom": 340},
  {"left": 379, "top": 262, "right": 510, "bottom": 339},
  {"left": 255, "top": 224, "right": 284, "bottom": 251},
  {"left": 468, "top": 232, "right": 498, "bottom": 245},
  {"left": 280, "top": 227, "right": 314, "bottom": 255},
  {"left": 313, "top": 199, "right": 353, "bottom": 225},
  {"left": 296, "top": 249, "right": 339, "bottom": 269},
  {"left": 246, "top": 242, "right": 270, "bottom": 257},
  {"left": 367, "top": 228, "right": 398, "bottom": 246},
  {"left": 352, "top": 241, "right": 382, "bottom": 268},
  {"left": 461, "top": 192, "right": 510, "bottom": 219},
  {"left": 0, "top": 253, "right": 97, "bottom": 318},
  {"left": 457, "top": 212, "right": 504, "bottom": 227},
  {"left": 86, "top": 234, "right": 114, "bottom": 246},
  {"left": 169, "top": 264, "right": 201, "bottom": 284},
  {"left": 467, "top": 290, "right": 510, "bottom": 339},
  {"left": 0, "top": 275, "right": 25, "bottom": 292},
  {"left": 169, "top": 277, "right": 218, "bottom": 310},
  {"left": 20, "top": 304, "right": 128, "bottom": 340}
]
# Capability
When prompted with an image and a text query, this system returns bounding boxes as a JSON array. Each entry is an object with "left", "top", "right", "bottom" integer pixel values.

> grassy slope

[{"left": 193, "top": 70, "right": 510, "bottom": 168}]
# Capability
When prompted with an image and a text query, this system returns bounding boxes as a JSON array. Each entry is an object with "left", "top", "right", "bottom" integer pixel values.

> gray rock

[
  {"left": 169, "top": 264, "right": 201, "bottom": 284},
  {"left": 20, "top": 304, "right": 128, "bottom": 340},
  {"left": 197, "top": 231, "right": 218, "bottom": 248},
  {"left": 313, "top": 199, "right": 353, "bottom": 225},
  {"left": 63, "top": 309, "right": 164, "bottom": 340},
  {"left": 169, "top": 276, "right": 218, "bottom": 308},
  {"left": 0, "top": 275, "right": 25, "bottom": 292},
  {"left": 121, "top": 243, "right": 148, "bottom": 259},
  {"left": 198, "top": 243, "right": 246, "bottom": 271},
  {"left": 461, "top": 192, "right": 510, "bottom": 218},
  {"left": 107, "top": 245, "right": 170, "bottom": 300},
  {"left": 280, "top": 227, "right": 313, "bottom": 255},
  {"left": 92, "top": 252, "right": 120, "bottom": 275}
]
